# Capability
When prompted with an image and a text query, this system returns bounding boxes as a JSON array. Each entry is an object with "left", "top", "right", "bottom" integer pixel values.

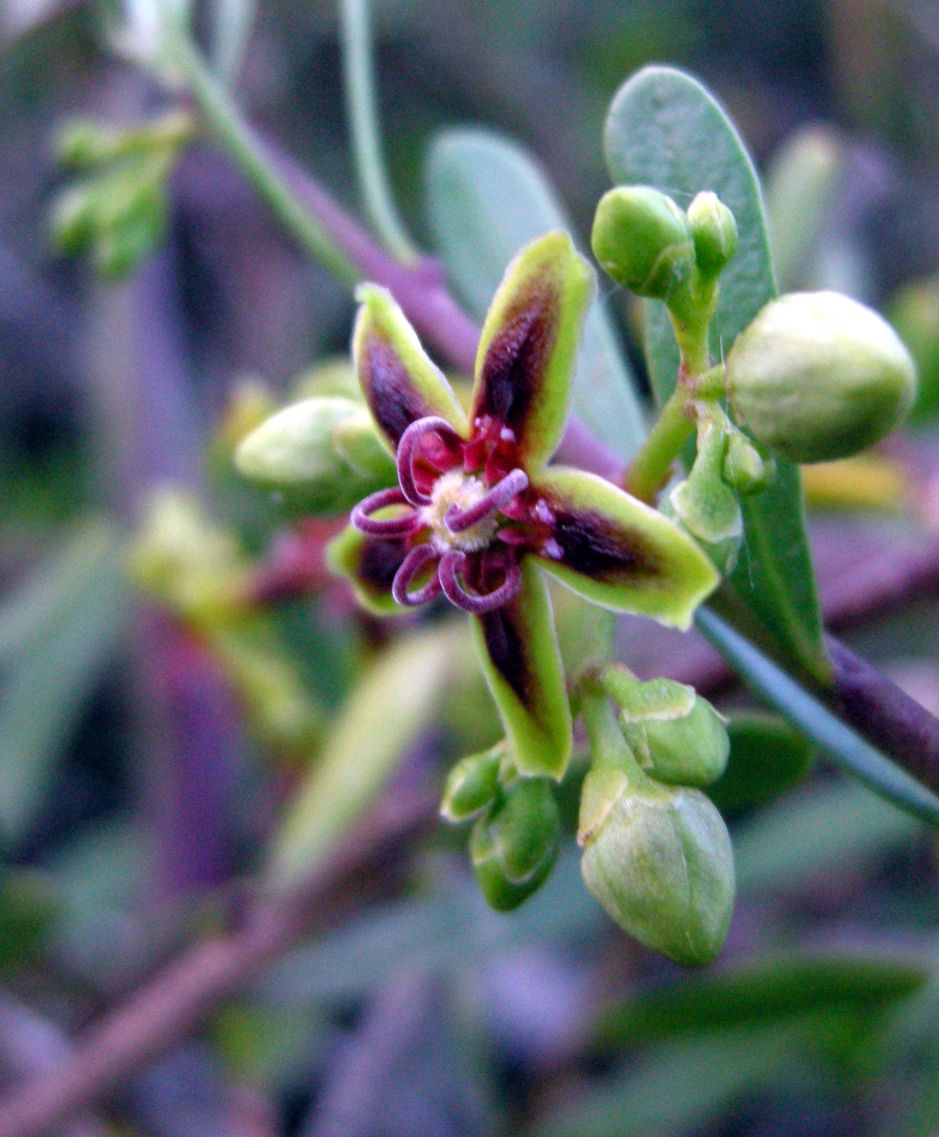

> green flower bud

[
  {"left": 470, "top": 778, "right": 561, "bottom": 911},
  {"left": 687, "top": 191, "right": 738, "bottom": 280},
  {"left": 579, "top": 766, "right": 734, "bottom": 965},
  {"left": 722, "top": 430, "right": 775, "bottom": 495},
  {"left": 592, "top": 185, "right": 695, "bottom": 299},
  {"left": 602, "top": 673, "right": 729, "bottom": 787},
  {"left": 235, "top": 397, "right": 393, "bottom": 515},
  {"left": 726, "top": 291, "right": 918, "bottom": 463},
  {"left": 440, "top": 743, "right": 503, "bottom": 822}
]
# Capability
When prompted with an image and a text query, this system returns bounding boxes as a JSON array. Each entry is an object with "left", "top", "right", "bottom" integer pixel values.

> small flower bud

[
  {"left": 235, "top": 397, "right": 394, "bottom": 515},
  {"left": 470, "top": 778, "right": 561, "bottom": 911},
  {"left": 722, "top": 430, "right": 775, "bottom": 495},
  {"left": 726, "top": 291, "right": 918, "bottom": 463},
  {"left": 579, "top": 767, "right": 734, "bottom": 965},
  {"left": 602, "top": 673, "right": 729, "bottom": 787},
  {"left": 440, "top": 744, "right": 503, "bottom": 822},
  {"left": 591, "top": 185, "right": 695, "bottom": 299},
  {"left": 687, "top": 191, "right": 738, "bottom": 280}
]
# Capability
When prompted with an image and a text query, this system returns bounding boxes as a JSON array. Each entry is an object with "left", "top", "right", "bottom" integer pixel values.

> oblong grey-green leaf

[
  {"left": 0, "top": 522, "right": 129, "bottom": 847},
  {"left": 425, "top": 127, "right": 646, "bottom": 461},
  {"left": 604, "top": 66, "right": 829, "bottom": 681},
  {"left": 594, "top": 952, "right": 928, "bottom": 1048}
]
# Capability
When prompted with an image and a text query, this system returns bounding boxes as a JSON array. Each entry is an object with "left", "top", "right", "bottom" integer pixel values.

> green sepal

[
  {"left": 353, "top": 284, "right": 468, "bottom": 451},
  {"left": 326, "top": 526, "right": 409, "bottom": 616},
  {"left": 331, "top": 407, "right": 398, "bottom": 481},
  {"left": 440, "top": 742, "right": 505, "bottom": 822},
  {"left": 579, "top": 767, "right": 735, "bottom": 965},
  {"left": 236, "top": 397, "right": 392, "bottom": 514},
  {"left": 470, "top": 559, "right": 572, "bottom": 779},
  {"left": 472, "top": 231, "right": 594, "bottom": 472},
  {"left": 532, "top": 466, "right": 719, "bottom": 629},
  {"left": 599, "top": 672, "right": 729, "bottom": 787},
  {"left": 470, "top": 777, "right": 561, "bottom": 911},
  {"left": 669, "top": 420, "right": 742, "bottom": 573}
]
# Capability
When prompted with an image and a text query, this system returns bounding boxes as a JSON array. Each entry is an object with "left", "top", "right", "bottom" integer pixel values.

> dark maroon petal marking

[
  {"left": 438, "top": 550, "right": 522, "bottom": 614},
  {"left": 360, "top": 333, "right": 443, "bottom": 446},
  {"left": 445, "top": 468, "right": 529, "bottom": 533},
  {"left": 472, "top": 286, "right": 559, "bottom": 447},
  {"left": 351, "top": 487, "right": 421, "bottom": 536},
  {"left": 549, "top": 503, "right": 659, "bottom": 582},
  {"left": 397, "top": 416, "right": 463, "bottom": 507},
  {"left": 477, "top": 590, "right": 532, "bottom": 705},
  {"left": 357, "top": 535, "right": 411, "bottom": 595},
  {"left": 391, "top": 544, "right": 441, "bottom": 607}
]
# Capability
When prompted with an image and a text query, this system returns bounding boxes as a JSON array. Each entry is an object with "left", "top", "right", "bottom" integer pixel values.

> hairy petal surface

[
  {"left": 532, "top": 467, "right": 719, "bottom": 628},
  {"left": 470, "top": 559, "right": 571, "bottom": 779},
  {"left": 354, "top": 284, "right": 468, "bottom": 451},
  {"left": 326, "top": 525, "right": 412, "bottom": 615},
  {"left": 472, "top": 231, "right": 594, "bottom": 471}
]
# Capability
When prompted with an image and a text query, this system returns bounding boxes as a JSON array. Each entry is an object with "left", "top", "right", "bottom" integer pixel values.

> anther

[{"left": 444, "top": 468, "right": 528, "bottom": 533}]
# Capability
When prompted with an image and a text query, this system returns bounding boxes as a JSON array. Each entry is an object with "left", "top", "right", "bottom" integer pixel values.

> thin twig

[{"left": 0, "top": 793, "right": 435, "bottom": 1137}]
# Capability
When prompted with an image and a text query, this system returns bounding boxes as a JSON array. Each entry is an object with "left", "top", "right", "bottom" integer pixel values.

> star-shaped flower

[{"left": 330, "top": 232, "right": 718, "bottom": 778}]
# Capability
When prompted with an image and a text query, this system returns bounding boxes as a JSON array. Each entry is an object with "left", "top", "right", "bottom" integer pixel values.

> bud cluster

[
  {"left": 441, "top": 743, "right": 561, "bottom": 910},
  {"left": 591, "top": 185, "right": 737, "bottom": 310},
  {"left": 576, "top": 668, "right": 734, "bottom": 966}
]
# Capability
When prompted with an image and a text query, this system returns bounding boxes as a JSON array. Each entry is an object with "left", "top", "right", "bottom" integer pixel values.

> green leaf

[
  {"left": 425, "top": 128, "right": 646, "bottom": 461},
  {"left": 604, "top": 65, "right": 828, "bottom": 680},
  {"left": 594, "top": 953, "right": 928, "bottom": 1048},
  {"left": 764, "top": 126, "right": 845, "bottom": 292},
  {"left": 696, "top": 607, "right": 939, "bottom": 827},
  {"left": 708, "top": 713, "right": 814, "bottom": 812},
  {"left": 528, "top": 1024, "right": 799, "bottom": 1137},
  {"left": 735, "top": 779, "right": 920, "bottom": 898},
  {"left": 0, "top": 522, "right": 129, "bottom": 846},
  {"left": 265, "top": 624, "right": 460, "bottom": 889}
]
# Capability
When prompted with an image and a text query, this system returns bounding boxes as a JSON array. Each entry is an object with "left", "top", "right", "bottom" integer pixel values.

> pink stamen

[
  {"left": 391, "top": 544, "right": 442, "bottom": 606},
  {"left": 438, "top": 550, "right": 523, "bottom": 614},
  {"left": 397, "top": 417, "right": 462, "bottom": 507},
  {"left": 445, "top": 468, "right": 529, "bottom": 533},
  {"left": 351, "top": 487, "right": 421, "bottom": 536}
]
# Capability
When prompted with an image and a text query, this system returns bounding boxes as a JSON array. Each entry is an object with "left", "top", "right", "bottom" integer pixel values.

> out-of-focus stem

[{"left": 339, "top": 0, "right": 419, "bottom": 262}]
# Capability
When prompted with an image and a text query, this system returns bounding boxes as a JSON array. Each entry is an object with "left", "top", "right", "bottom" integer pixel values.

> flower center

[{"left": 421, "top": 470, "right": 499, "bottom": 552}]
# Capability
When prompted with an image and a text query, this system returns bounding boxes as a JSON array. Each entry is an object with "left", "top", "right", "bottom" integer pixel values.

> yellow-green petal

[
  {"left": 531, "top": 467, "right": 719, "bottom": 629},
  {"left": 469, "top": 559, "right": 572, "bottom": 779},
  {"left": 354, "top": 284, "right": 468, "bottom": 451},
  {"left": 326, "top": 525, "right": 408, "bottom": 616},
  {"left": 471, "top": 231, "right": 594, "bottom": 471}
]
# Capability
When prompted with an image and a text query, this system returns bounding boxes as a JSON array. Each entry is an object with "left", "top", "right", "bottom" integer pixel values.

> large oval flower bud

[
  {"left": 470, "top": 778, "right": 561, "bottom": 911},
  {"left": 726, "top": 292, "right": 917, "bottom": 463},
  {"left": 578, "top": 766, "right": 734, "bottom": 965},
  {"left": 591, "top": 185, "right": 695, "bottom": 299}
]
